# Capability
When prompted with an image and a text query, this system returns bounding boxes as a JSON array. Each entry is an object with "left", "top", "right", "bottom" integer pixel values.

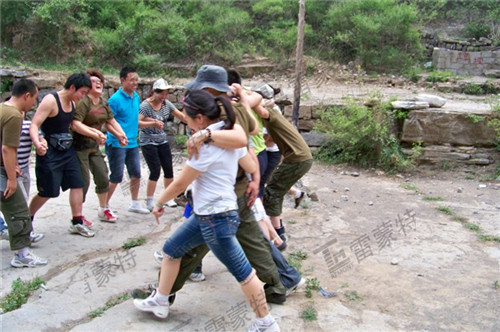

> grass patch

[
  {"left": 122, "top": 236, "right": 146, "bottom": 249},
  {"left": 463, "top": 222, "right": 481, "bottom": 232},
  {"left": 0, "top": 277, "right": 45, "bottom": 313},
  {"left": 451, "top": 215, "right": 468, "bottom": 223},
  {"left": 436, "top": 206, "right": 454, "bottom": 215},
  {"left": 300, "top": 305, "right": 318, "bottom": 321},
  {"left": 305, "top": 277, "right": 321, "bottom": 298},
  {"left": 344, "top": 290, "right": 363, "bottom": 301},
  {"left": 465, "top": 174, "right": 475, "bottom": 180},
  {"left": 288, "top": 251, "right": 308, "bottom": 272},
  {"left": 494, "top": 280, "right": 499, "bottom": 290},
  {"left": 288, "top": 219, "right": 298, "bottom": 225},
  {"left": 401, "top": 183, "right": 419, "bottom": 192},
  {"left": 479, "top": 234, "right": 500, "bottom": 243},
  {"left": 423, "top": 196, "right": 444, "bottom": 201},
  {"left": 89, "top": 292, "right": 131, "bottom": 318}
]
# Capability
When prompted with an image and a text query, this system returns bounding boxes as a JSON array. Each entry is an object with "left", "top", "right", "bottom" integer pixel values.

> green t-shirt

[
  {"left": 0, "top": 103, "right": 22, "bottom": 167},
  {"left": 250, "top": 110, "right": 266, "bottom": 155},
  {"left": 262, "top": 108, "right": 312, "bottom": 163},
  {"left": 73, "top": 95, "right": 114, "bottom": 150},
  {"left": 231, "top": 102, "right": 256, "bottom": 197}
]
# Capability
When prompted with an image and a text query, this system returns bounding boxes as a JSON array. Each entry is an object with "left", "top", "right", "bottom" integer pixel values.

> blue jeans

[
  {"left": 105, "top": 145, "right": 141, "bottom": 183},
  {"left": 267, "top": 238, "right": 302, "bottom": 288},
  {"left": 163, "top": 210, "right": 253, "bottom": 282},
  {"left": 259, "top": 150, "right": 282, "bottom": 197}
]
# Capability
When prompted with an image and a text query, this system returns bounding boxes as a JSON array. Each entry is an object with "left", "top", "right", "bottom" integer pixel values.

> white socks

[
  {"left": 294, "top": 190, "right": 303, "bottom": 198},
  {"left": 153, "top": 290, "right": 171, "bottom": 305}
]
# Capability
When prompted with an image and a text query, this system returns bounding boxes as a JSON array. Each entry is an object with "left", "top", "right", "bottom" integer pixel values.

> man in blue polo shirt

[{"left": 105, "top": 67, "right": 149, "bottom": 214}]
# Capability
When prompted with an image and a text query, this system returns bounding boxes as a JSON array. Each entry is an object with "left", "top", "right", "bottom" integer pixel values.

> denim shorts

[
  {"left": 163, "top": 210, "right": 253, "bottom": 282},
  {"left": 105, "top": 145, "right": 141, "bottom": 183}
]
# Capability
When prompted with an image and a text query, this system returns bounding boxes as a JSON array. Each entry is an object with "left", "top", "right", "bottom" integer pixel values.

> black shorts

[{"left": 35, "top": 146, "right": 84, "bottom": 198}]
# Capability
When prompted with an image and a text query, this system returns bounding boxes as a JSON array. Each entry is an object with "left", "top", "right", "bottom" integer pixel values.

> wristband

[
  {"left": 204, "top": 128, "right": 213, "bottom": 144},
  {"left": 155, "top": 202, "right": 164, "bottom": 209}
]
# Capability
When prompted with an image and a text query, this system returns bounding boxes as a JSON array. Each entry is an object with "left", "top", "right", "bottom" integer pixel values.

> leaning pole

[{"left": 293, "top": 0, "right": 306, "bottom": 128}]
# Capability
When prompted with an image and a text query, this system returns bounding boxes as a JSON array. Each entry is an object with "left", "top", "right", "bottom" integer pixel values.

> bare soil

[{"left": 1, "top": 70, "right": 499, "bottom": 331}]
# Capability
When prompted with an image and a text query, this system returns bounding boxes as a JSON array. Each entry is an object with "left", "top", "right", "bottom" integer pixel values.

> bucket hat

[{"left": 185, "top": 65, "right": 231, "bottom": 92}]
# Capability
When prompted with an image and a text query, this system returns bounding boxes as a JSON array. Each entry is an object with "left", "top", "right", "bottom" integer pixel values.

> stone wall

[
  {"left": 421, "top": 32, "right": 495, "bottom": 57},
  {"left": 432, "top": 47, "right": 500, "bottom": 77}
]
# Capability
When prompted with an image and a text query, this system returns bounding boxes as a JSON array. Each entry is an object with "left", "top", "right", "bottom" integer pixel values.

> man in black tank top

[{"left": 29, "top": 73, "right": 96, "bottom": 238}]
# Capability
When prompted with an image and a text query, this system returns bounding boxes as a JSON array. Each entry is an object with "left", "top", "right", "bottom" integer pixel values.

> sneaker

[
  {"left": 69, "top": 223, "right": 95, "bottom": 238},
  {"left": 11, "top": 251, "right": 48, "bottom": 268},
  {"left": 247, "top": 318, "right": 280, "bottom": 332},
  {"left": 146, "top": 199, "right": 154, "bottom": 212},
  {"left": 165, "top": 199, "right": 178, "bottom": 208},
  {"left": 30, "top": 232, "right": 45, "bottom": 243},
  {"left": 189, "top": 272, "right": 206, "bottom": 282},
  {"left": 285, "top": 277, "right": 306, "bottom": 296},
  {"left": 133, "top": 289, "right": 169, "bottom": 319},
  {"left": 98, "top": 208, "right": 117, "bottom": 223},
  {"left": 106, "top": 205, "right": 119, "bottom": 215},
  {"left": 294, "top": 191, "right": 305, "bottom": 209},
  {"left": 275, "top": 226, "right": 288, "bottom": 243},
  {"left": 266, "top": 293, "right": 286, "bottom": 305},
  {"left": 128, "top": 202, "right": 150, "bottom": 214},
  {"left": 153, "top": 250, "right": 163, "bottom": 264},
  {"left": 80, "top": 216, "right": 94, "bottom": 228},
  {"left": 0, "top": 229, "right": 9, "bottom": 241}
]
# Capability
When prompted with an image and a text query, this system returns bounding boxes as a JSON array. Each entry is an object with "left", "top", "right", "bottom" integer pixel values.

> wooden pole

[{"left": 293, "top": 0, "right": 306, "bottom": 128}]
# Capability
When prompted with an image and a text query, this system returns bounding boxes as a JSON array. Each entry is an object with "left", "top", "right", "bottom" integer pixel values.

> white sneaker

[
  {"left": 165, "top": 199, "right": 178, "bottom": 208},
  {"left": 133, "top": 289, "right": 169, "bottom": 319},
  {"left": 30, "top": 232, "right": 45, "bottom": 243},
  {"left": 11, "top": 250, "right": 48, "bottom": 268},
  {"left": 247, "top": 317, "right": 280, "bottom": 332},
  {"left": 98, "top": 208, "right": 117, "bottom": 223},
  {"left": 189, "top": 272, "right": 206, "bottom": 282},
  {"left": 0, "top": 229, "right": 9, "bottom": 241},
  {"left": 146, "top": 199, "right": 154, "bottom": 212},
  {"left": 128, "top": 202, "right": 150, "bottom": 214},
  {"left": 69, "top": 223, "right": 95, "bottom": 238},
  {"left": 153, "top": 250, "right": 163, "bottom": 264},
  {"left": 286, "top": 277, "right": 306, "bottom": 296}
]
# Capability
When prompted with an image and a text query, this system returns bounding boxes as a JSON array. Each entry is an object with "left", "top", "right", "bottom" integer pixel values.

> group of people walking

[{"left": 0, "top": 64, "right": 312, "bottom": 332}]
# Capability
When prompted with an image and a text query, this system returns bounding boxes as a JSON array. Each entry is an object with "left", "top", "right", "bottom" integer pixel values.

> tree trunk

[{"left": 293, "top": 0, "right": 306, "bottom": 129}]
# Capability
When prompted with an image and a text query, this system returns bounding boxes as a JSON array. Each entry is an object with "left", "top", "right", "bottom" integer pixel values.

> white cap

[{"left": 153, "top": 78, "right": 173, "bottom": 90}]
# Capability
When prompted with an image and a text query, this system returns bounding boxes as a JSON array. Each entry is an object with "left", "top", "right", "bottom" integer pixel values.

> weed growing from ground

[
  {"left": 305, "top": 278, "right": 321, "bottom": 298},
  {"left": 423, "top": 196, "right": 444, "bottom": 201},
  {"left": 122, "top": 236, "right": 146, "bottom": 249},
  {"left": 288, "top": 251, "right": 308, "bottom": 272},
  {"left": 301, "top": 305, "right": 318, "bottom": 321},
  {"left": 436, "top": 206, "right": 454, "bottom": 215},
  {"left": 0, "top": 277, "right": 45, "bottom": 313},
  {"left": 89, "top": 293, "right": 131, "bottom": 318}
]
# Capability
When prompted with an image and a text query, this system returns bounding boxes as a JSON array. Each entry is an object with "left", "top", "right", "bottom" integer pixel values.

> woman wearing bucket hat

[{"left": 139, "top": 78, "right": 186, "bottom": 211}]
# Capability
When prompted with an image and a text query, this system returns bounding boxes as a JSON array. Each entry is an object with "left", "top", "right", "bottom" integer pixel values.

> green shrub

[
  {"left": 465, "top": 23, "right": 491, "bottom": 39},
  {"left": 314, "top": 96, "right": 413, "bottom": 172},
  {"left": 464, "top": 83, "right": 484, "bottom": 95},
  {"left": 426, "top": 71, "right": 454, "bottom": 83},
  {"left": 322, "top": 0, "right": 423, "bottom": 73}
]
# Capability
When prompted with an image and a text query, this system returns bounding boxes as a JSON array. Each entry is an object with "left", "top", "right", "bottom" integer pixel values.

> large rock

[
  {"left": 401, "top": 109, "right": 498, "bottom": 147},
  {"left": 413, "top": 94, "right": 447, "bottom": 107},
  {"left": 391, "top": 101, "right": 429, "bottom": 110},
  {"left": 301, "top": 130, "right": 331, "bottom": 147}
]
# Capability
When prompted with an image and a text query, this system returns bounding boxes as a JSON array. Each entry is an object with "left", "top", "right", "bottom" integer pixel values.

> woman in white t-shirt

[{"left": 133, "top": 90, "right": 279, "bottom": 331}]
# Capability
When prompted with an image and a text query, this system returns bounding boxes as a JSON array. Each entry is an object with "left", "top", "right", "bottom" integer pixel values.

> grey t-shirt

[{"left": 138, "top": 99, "right": 175, "bottom": 146}]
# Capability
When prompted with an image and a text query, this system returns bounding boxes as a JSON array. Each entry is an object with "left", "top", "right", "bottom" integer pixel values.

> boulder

[
  {"left": 301, "top": 131, "right": 331, "bottom": 147},
  {"left": 391, "top": 101, "right": 429, "bottom": 110},
  {"left": 413, "top": 94, "right": 447, "bottom": 108},
  {"left": 401, "top": 109, "right": 498, "bottom": 147}
]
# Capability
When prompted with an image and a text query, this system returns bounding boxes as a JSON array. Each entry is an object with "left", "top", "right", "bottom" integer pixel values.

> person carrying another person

[
  {"left": 1, "top": 78, "right": 48, "bottom": 267},
  {"left": 139, "top": 78, "right": 186, "bottom": 211},
  {"left": 252, "top": 90, "right": 313, "bottom": 243},
  {"left": 134, "top": 89, "right": 280, "bottom": 332},
  {"left": 105, "top": 66, "right": 149, "bottom": 214},
  {"left": 72, "top": 68, "right": 128, "bottom": 223},
  {"left": 29, "top": 73, "right": 95, "bottom": 238}
]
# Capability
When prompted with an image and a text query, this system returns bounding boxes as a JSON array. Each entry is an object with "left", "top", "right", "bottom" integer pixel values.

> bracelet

[
  {"left": 155, "top": 202, "right": 164, "bottom": 209},
  {"left": 204, "top": 128, "right": 213, "bottom": 144}
]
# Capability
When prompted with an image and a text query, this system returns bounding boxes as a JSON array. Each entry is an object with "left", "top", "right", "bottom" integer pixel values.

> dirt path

[{"left": 1, "top": 160, "right": 498, "bottom": 331}]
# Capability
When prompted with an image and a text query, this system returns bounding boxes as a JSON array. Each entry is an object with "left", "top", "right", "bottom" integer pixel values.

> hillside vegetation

[{"left": 1, "top": 0, "right": 499, "bottom": 77}]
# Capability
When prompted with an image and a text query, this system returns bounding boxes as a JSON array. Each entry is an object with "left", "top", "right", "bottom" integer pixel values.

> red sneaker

[{"left": 98, "top": 209, "right": 117, "bottom": 223}]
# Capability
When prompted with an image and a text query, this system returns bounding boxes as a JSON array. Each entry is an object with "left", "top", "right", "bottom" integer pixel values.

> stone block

[{"left": 298, "top": 119, "right": 315, "bottom": 131}]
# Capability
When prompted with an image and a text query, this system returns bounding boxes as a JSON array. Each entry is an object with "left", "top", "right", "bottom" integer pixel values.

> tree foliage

[{"left": 0, "top": 0, "right": 498, "bottom": 75}]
